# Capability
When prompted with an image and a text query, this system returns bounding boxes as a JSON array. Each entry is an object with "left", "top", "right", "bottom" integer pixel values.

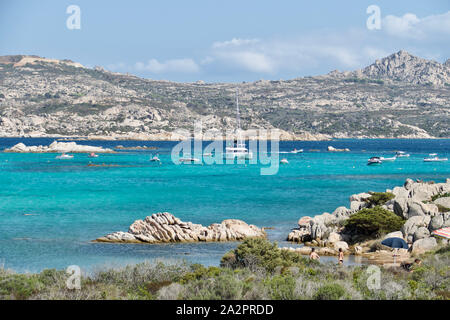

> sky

[{"left": 0, "top": 0, "right": 449, "bottom": 82}]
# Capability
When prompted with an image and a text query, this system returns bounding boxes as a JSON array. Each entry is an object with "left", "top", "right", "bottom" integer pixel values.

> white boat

[
  {"left": 424, "top": 154, "right": 448, "bottom": 162},
  {"left": 395, "top": 151, "right": 410, "bottom": 158},
  {"left": 224, "top": 89, "right": 253, "bottom": 160},
  {"left": 367, "top": 157, "right": 382, "bottom": 165},
  {"left": 56, "top": 153, "right": 73, "bottom": 159},
  {"left": 290, "top": 148, "right": 303, "bottom": 154},
  {"left": 150, "top": 155, "right": 160, "bottom": 162},
  {"left": 88, "top": 152, "right": 98, "bottom": 158},
  {"left": 380, "top": 155, "right": 397, "bottom": 162},
  {"left": 180, "top": 157, "right": 201, "bottom": 163},
  {"left": 280, "top": 158, "right": 289, "bottom": 164}
]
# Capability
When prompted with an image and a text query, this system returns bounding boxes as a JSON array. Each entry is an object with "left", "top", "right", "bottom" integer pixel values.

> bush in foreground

[
  {"left": 344, "top": 206, "right": 406, "bottom": 237},
  {"left": 0, "top": 242, "right": 448, "bottom": 300}
]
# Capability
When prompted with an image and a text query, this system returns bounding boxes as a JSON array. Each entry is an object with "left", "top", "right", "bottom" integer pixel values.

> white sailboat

[{"left": 224, "top": 89, "right": 253, "bottom": 160}]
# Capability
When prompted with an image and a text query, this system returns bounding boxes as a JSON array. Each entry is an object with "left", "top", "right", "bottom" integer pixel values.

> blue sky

[{"left": 0, "top": 0, "right": 449, "bottom": 82}]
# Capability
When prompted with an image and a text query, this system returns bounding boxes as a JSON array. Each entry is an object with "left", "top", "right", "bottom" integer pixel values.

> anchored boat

[
  {"left": 423, "top": 154, "right": 448, "bottom": 162},
  {"left": 55, "top": 153, "right": 73, "bottom": 159},
  {"left": 367, "top": 157, "right": 382, "bottom": 165},
  {"left": 380, "top": 155, "right": 397, "bottom": 162},
  {"left": 224, "top": 89, "right": 253, "bottom": 160},
  {"left": 396, "top": 151, "right": 410, "bottom": 158}
]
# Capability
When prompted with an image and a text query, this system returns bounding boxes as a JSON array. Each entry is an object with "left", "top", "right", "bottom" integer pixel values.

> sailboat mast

[
  {"left": 236, "top": 88, "right": 241, "bottom": 131},
  {"left": 235, "top": 88, "right": 242, "bottom": 144}
]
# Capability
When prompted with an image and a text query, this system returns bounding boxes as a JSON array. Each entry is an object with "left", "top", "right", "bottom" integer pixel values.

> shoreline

[{"left": 0, "top": 135, "right": 449, "bottom": 141}]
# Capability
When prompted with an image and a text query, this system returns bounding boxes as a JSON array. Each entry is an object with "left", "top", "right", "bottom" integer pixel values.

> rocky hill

[{"left": 0, "top": 51, "right": 448, "bottom": 139}]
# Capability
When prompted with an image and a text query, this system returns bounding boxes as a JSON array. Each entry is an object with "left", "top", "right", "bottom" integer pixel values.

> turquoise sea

[{"left": 0, "top": 138, "right": 449, "bottom": 272}]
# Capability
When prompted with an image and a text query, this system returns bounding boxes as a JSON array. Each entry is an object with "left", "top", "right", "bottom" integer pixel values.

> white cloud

[
  {"left": 106, "top": 11, "right": 449, "bottom": 80},
  {"left": 208, "top": 34, "right": 370, "bottom": 74},
  {"left": 214, "top": 50, "right": 275, "bottom": 73},
  {"left": 135, "top": 58, "right": 199, "bottom": 73},
  {"left": 383, "top": 11, "right": 450, "bottom": 39},
  {"left": 212, "top": 38, "right": 260, "bottom": 48}
]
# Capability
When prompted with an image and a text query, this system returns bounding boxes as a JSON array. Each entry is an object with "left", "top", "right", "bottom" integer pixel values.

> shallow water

[{"left": 0, "top": 138, "right": 448, "bottom": 272}]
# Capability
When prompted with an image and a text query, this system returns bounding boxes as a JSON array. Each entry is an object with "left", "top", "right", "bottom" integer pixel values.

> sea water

[{"left": 0, "top": 138, "right": 448, "bottom": 272}]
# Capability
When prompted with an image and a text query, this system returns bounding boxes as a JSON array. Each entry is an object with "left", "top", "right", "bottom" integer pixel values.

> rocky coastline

[
  {"left": 285, "top": 178, "right": 450, "bottom": 261},
  {"left": 3, "top": 141, "right": 114, "bottom": 153},
  {"left": 95, "top": 212, "right": 266, "bottom": 244}
]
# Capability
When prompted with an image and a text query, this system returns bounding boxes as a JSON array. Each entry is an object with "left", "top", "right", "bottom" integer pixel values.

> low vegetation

[
  {"left": 431, "top": 192, "right": 450, "bottom": 202},
  {"left": 365, "top": 192, "right": 395, "bottom": 206},
  {"left": 0, "top": 239, "right": 448, "bottom": 300},
  {"left": 344, "top": 206, "right": 406, "bottom": 237}
]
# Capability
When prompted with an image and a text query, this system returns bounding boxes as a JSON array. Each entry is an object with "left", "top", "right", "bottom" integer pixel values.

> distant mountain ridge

[
  {"left": 0, "top": 51, "right": 448, "bottom": 139},
  {"left": 329, "top": 50, "right": 450, "bottom": 86}
]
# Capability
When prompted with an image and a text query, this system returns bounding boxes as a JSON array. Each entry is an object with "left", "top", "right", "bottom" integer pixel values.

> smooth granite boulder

[
  {"left": 96, "top": 212, "right": 266, "bottom": 244},
  {"left": 411, "top": 237, "right": 437, "bottom": 254},
  {"left": 413, "top": 227, "right": 430, "bottom": 242}
]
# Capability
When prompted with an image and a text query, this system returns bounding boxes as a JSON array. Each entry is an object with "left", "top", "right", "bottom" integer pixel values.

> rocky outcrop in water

[
  {"left": 96, "top": 212, "right": 266, "bottom": 244},
  {"left": 287, "top": 178, "right": 450, "bottom": 255},
  {"left": 3, "top": 141, "right": 113, "bottom": 153}
]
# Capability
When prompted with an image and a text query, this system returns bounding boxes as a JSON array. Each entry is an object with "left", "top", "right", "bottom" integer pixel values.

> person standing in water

[
  {"left": 338, "top": 248, "right": 344, "bottom": 265},
  {"left": 309, "top": 248, "right": 320, "bottom": 261}
]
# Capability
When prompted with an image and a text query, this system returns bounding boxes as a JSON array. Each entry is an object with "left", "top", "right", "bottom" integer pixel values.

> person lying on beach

[
  {"left": 338, "top": 248, "right": 344, "bottom": 265},
  {"left": 401, "top": 259, "right": 422, "bottom": 272},
  {"left": 309, "top": 248, "right": 320, "bottom": 261}
]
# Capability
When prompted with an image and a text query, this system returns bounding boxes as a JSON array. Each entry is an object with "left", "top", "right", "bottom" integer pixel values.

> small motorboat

[
  {"left": 56, "top": 153, "right": 73, "bottom": 159},
  {"left": 280, "top": 158, "right": 289, "bottom": 164},
  {"left": 424, "top": 154, "right": 448, "bottom": 162},
  {"left": 179, "top": 157, "right": 201, "bottom": 163},
  {"left": 380, "top": 155, "right": 397, "bottom": 162},
  {"left": 290, "top": 148, "right": 303, "bottom": 154},
  {"left": 150, "top": 155, "right": 160, "bottom": 162},
  {"left": 88, "top": 152, "right": 98, "bottom": 158},
  {"left": 396, "top": 151, "right": 410, "bottom": 158},
  {"left": 367, "top": 157, "right": 382, "bottom": 165}
]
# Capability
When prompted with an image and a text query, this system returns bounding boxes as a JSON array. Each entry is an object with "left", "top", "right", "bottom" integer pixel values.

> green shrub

[
  {"left": 314, "top": 283, "right": 346, "bottom": 300},
  {"left": 0, "top": 274, "right": 43, "bottom": 299},
  {"left": 344, "top": 206, "right": 405, "bottom": 237},
  {"left": 220, "top": 238, "right": 309, "bottom": 272},
  {"left": 365, "top": 192, "right": 395, "bottom": 206},
  {"left": 182, "top": 272, "right": 243, "bottom": 300},
  {"left": 180, "top": 265, "right": 222, "bottom": 284},
  {"left": 265, "top": 275, "right": 296, "bottom": 300},
  {"left": 431, "top": 192, "right": 450, "bottom": 202},
  {"left": 436, "top": 204, "right": 450, "bottom": 213}
]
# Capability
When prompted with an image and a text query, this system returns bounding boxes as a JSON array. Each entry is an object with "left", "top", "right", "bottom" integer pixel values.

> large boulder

[
  {"left": 334, "top": 241, "right": 349, "bottom": 252},
  {"left": 332, "top": 206, "right": 351, "bottom": 219},
  {"left": 383, "top": 231, "right": 404, "bottom": 240},
  {"left": 287, "top": 229, "right": 311, "bottom": 243},
  {"left": 429, "top": 212, "right": 450, "bottom": 231},
  {"left": 350, "top": 192, "right": 372, "bottom": 202},
  {"left": 413, "top": 227, "right": 430, "bottom": 242},
  {"left": 298, "top": 216, "right": 312, "bottom": 228},
  {"left": 433, "top": 197, "right": 450, "bottom": 209},
  {"left": 401, "top": 216, "right": 431, "bottom": 239},
  {"left": 310, "top": 221, "right": 328, "bottom": 240},
  {"left": 96, "top": 212, "right": 266, "bottom": 243},
  {"left": 411, "top": 237, "right": 437, "bottom": 254},
  {"left": 327, "top": 232, "right": 343, "bottom": 243},
  {"left": 407, "top": 201, "right": 438, "bottom": 218}
]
